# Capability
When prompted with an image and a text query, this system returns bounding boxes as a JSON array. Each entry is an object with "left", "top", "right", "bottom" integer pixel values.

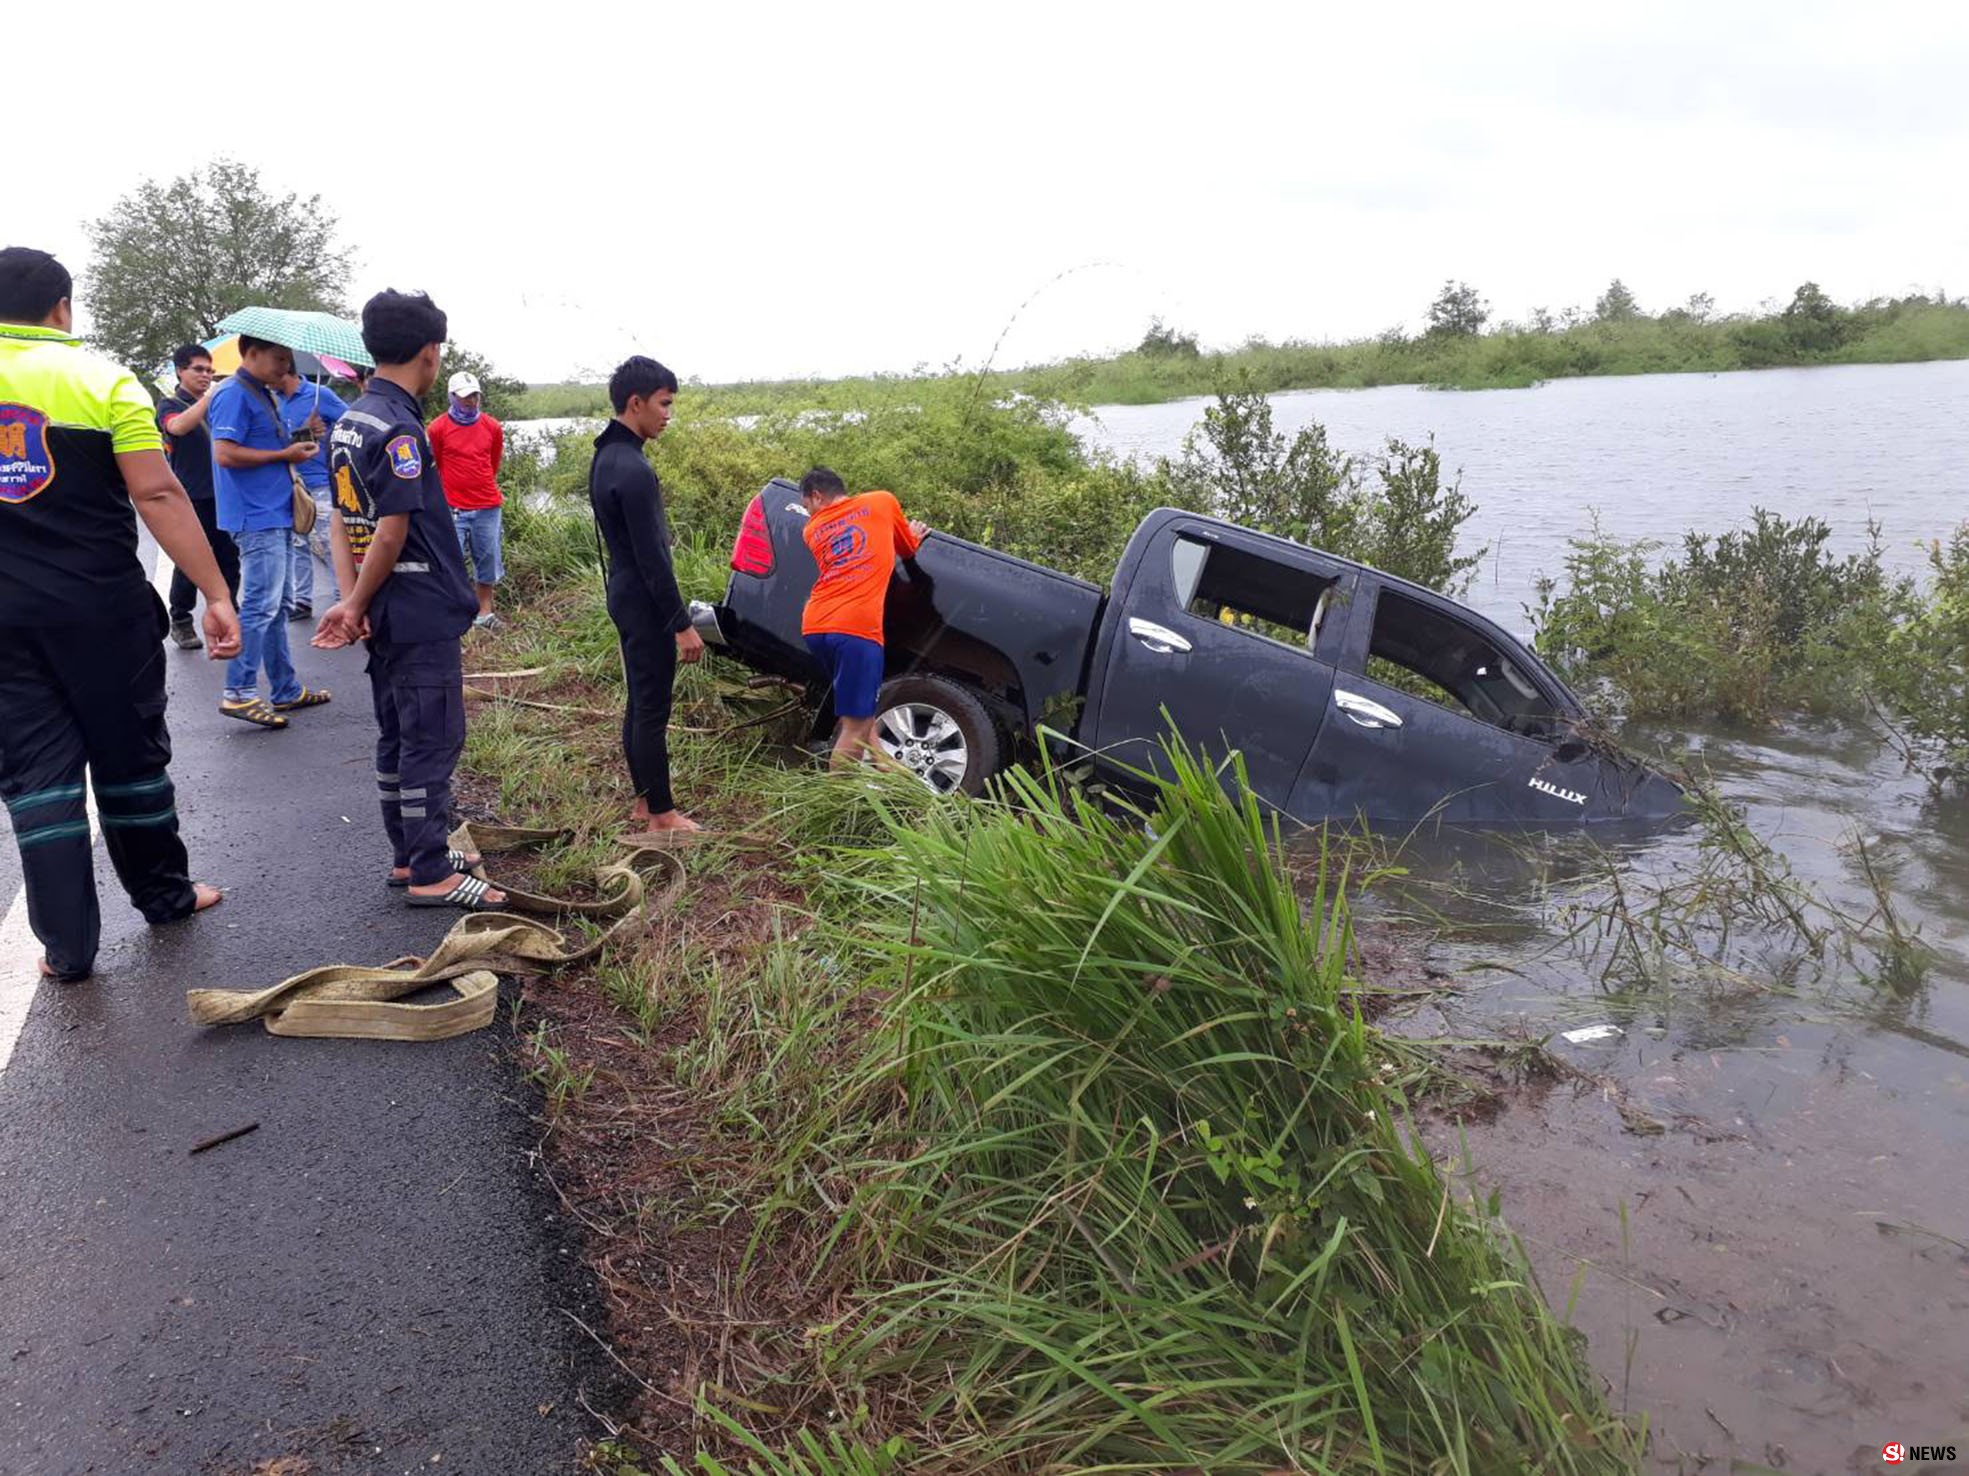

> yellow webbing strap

[{"left": 185, "top": 823, "right": 687, "bottom": 1041}]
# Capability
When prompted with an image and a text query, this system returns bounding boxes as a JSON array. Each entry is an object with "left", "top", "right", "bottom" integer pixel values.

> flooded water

[
  {"left": 1077, "top": 364, "right": 1969, "bottom": 1471},
  {"left": 1074, "top": 359, "right": 1969, "bottom": 636}
]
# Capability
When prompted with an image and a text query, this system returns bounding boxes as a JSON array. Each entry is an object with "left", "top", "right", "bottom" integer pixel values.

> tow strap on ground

[{"left": 184, "top": 824, "right": 686, "bottom": 1041}]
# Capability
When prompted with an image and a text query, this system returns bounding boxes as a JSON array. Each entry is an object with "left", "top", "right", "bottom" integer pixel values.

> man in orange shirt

[{"left": 799, "top": 466, "right": 927, "bottom": 768}]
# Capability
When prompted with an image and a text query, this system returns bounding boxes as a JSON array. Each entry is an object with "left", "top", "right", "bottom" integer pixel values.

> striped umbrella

[{"left": 213, "top": 306, "right": 374, "bottom": 369}]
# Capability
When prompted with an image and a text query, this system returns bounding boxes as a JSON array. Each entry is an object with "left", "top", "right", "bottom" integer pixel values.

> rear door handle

[
  {"left": 1335, "top": 689, "right": 1403, "bottom": 730},
  {"left": 1128, "top": 617, "right": 1192, "bottom": 655}
]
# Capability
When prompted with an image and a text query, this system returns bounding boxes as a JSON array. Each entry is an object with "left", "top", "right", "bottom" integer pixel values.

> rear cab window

[{"left": 1364, "top": 588, "right": 1564, "bottom": 741}]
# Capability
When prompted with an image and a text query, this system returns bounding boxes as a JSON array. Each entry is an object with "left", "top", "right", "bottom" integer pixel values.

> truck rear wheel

[{"left": 872, "top": 676, "right": 1001, "bottom": 797}]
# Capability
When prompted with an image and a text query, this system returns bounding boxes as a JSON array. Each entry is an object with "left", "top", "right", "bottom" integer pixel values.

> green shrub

[
  {"left": 1532, "top": 510, "right": 1912, "bottom": 724},
  {"left": 1169, "top": 390, "right": 1485, "bottom": 592},
  {"left": 1878, "top": 526, "right": 1969, "bottom": 778}
]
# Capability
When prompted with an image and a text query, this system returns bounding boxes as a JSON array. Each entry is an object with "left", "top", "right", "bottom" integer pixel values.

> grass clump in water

[{"left": 776, "top": 748, "right": 1639, "bottom": 1473}]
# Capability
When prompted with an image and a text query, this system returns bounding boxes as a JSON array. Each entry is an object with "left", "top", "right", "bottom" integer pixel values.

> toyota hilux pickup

[{"left": 689, "top": 479, "right": 1684, "bottom": 827}]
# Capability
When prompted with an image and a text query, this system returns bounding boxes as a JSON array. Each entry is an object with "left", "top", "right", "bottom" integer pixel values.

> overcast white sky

[{"left": 14, "top": 0, "right": 1967, "bottom": 384}]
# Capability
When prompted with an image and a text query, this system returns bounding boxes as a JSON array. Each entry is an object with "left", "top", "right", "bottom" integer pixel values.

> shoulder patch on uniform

[
  {"left": 0, "top": 403, "right": 57, "bottom": 504},
  {"left": 386, "top": 434, "right": 423, "bottom": 479}
]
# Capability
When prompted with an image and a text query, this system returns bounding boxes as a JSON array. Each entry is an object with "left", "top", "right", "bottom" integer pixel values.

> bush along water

[
  {"left": 1526, "top": 506, "right": 1969, "bottom": 791},
  {"left": 1165, "top": 389, "right": 1486, "bottom": 593},
  {"left": 1529, "top": 510, "right": 1914, "bottom": 726}
]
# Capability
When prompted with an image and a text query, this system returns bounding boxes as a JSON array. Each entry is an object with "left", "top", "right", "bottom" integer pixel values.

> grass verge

[{"left": 456, "top": 502, "right": 1645, "bottom": 1473}]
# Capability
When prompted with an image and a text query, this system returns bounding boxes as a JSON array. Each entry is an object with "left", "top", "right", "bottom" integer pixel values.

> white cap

[{"left": 448, "top": 371, "right": 482, "bottom": 398}]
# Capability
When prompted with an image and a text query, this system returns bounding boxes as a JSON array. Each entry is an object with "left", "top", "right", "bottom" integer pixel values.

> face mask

[{"left": 449, "top": 396, "right": 480, "bottom": 425}]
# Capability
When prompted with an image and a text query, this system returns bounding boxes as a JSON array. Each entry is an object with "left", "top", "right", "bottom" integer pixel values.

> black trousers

[
  {"left": 167, "top": 496, "right": 241, "bottom": 624},
  {"left": 610, "top": 597, "right": 677, "bottom": 815},
  {"left": 0, "top": 606, "right": 197, "bottom": 978},
  {"left": 367, "top": 637, "right": 466, "bottom": 886}
]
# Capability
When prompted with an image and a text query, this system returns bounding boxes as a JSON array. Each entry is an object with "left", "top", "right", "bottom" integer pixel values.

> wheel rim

[{"left": 875, "top": 701, "right": 970, "bottom": 793}]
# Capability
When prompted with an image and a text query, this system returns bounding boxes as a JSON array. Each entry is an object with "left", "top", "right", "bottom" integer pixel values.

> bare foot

[
  {"left": 407, "top": 871, "right": 508, "bottom": 906},
  {"left": 193, "top": 883, "right": 224, "bottom": 912},
  {"left": 624, "top": 814, "right": 702, "bottom": 842},
  {"left": 38, "top": 958, "right": 90, "bottom": 983}
]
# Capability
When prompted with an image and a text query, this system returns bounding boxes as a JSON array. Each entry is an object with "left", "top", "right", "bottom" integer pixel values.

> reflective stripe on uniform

[
  {"left": 16, "top": 820, "right": 91, "bottom": 848},
  {"left": 5, "top": 783, "right": 85, "bottom": 814}
]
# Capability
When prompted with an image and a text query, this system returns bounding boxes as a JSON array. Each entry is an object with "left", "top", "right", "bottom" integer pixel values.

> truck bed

[{"left": 704, "top": 479, "right": 1107, "bottom": 738}]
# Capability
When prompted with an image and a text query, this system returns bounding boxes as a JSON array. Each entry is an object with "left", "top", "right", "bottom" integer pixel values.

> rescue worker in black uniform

[
  {"left": 311, "top": 290, "right": 505, "bottom": 911},
  {"left": 0, "top": 247, "right": 239, "bottom": 981}
]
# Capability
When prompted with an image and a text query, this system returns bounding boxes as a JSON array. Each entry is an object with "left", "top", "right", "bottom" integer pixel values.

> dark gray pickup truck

[{"left": 690, "top": 479, "right": 1683, "bottom": 827}]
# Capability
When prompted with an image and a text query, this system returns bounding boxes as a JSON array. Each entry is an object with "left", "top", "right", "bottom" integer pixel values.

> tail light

[{"left": 731, "top": 493, "right": 774, "bottom": 576}]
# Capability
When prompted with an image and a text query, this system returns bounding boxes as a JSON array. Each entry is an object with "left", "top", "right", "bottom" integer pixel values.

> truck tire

[{"left": 872, "top": 676, "right": 1002, "bottom": 797}]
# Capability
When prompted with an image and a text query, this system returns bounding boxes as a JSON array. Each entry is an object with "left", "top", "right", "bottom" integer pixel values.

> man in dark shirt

[
  {"left": 157, "top": 342, "right": 240, "bottom": 649},
  {"left": 0, "top": 247, "right": 239, "bottom": 982},
  {"left": 313, "top": 290, "right": 504, "bottom": 911},
  {"left": 587, "top": 356, "right": 704, "bottom": 838}
]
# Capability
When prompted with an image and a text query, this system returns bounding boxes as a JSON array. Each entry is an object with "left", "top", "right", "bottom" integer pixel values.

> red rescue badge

[{"left": 0, "top": 402, "right": 57, "bottom": 503}]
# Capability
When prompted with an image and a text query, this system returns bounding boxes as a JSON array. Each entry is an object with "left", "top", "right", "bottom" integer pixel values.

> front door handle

[
  {"left": 1128, "top": 617, "right": 1192, "bottom": 655},
  {"left": 1335, "top": 688, "right": 1403, "bottom": 730}
]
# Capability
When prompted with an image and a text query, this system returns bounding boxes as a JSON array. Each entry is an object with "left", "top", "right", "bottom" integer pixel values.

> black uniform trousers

[
  {"left": 0, "top": 608, "right": 198, "bottom": 979},
  {"left": 609, "top": 592, "right": 678, "bottom": 815},
  {"left": 166, "top": 496, "right": 241, "bottom": 625},
  {"left": 366, "top": 637, "right": 467, "bottom": 886}
]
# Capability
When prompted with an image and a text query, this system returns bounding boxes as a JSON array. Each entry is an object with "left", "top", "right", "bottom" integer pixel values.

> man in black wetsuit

[{"left": 586, "top": 356, "right": 704, "bottom": 837}]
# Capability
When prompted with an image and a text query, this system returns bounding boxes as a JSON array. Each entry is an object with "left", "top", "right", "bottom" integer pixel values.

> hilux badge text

[{"left": 1530, "top": 777, "right": 1587, "bottom": 805}]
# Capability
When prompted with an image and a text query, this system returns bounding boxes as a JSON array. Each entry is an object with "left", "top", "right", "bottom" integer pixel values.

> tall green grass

[{"left": 758, "top": 750, "right": 1639, "bottom": 1474}]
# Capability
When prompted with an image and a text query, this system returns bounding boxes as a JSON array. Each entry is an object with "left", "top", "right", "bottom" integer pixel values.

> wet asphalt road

[{"left": 0, "top": 566, "right": 614, "bottom": 1474}]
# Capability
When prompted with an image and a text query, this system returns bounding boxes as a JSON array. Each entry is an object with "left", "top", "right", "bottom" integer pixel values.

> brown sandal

[
  {"left": 220, "top": 696, "right": 289, "bottom": 729},
  {"left": 274, "top": 687, "right": 332, "bottom": 711}
]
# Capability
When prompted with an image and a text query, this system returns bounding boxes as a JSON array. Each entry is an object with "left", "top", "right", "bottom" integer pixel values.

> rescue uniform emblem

[
  {"left": 0, "top": 402, "right": 57, "bottom": 504},
  {"left": 386, "top": 435, "right": 423, "bottom": 479}
]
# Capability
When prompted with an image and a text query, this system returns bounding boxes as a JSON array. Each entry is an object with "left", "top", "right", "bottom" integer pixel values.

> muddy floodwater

[{"left": 1081, "top": 363, "right": 1969, "bottom": 1472}]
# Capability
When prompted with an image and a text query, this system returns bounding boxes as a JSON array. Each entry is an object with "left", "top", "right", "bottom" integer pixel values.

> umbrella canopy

[{"left": 214, "top": 306, "right": 373, "bottom": 369}]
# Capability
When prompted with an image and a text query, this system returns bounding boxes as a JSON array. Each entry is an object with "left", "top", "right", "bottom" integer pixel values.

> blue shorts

[
  {"left": 453, "top": 506, "right": 504, "bottom": 585},
  {"left": 806, "top": 632, "right": 885, "bottom": 719}
]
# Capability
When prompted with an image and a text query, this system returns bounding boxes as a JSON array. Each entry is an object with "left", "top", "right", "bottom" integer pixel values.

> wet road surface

[{"left": 0, "top": 565, "right": 613, "bottom": 1474}]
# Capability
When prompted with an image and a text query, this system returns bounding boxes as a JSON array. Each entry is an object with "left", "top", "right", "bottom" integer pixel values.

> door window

[
  {"left": 1172, "top": 536, "right": 1335, "bottom": 652},
  {"left": 1366, "top": 589, "right": 1562, "bottom": 740}
]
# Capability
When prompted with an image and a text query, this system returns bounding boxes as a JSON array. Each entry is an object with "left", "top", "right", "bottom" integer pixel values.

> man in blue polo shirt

[
  {"left": 209, "top": 336, "right": 332, "bottom": 728},
  {"left": 275, "top": 365, "right": 348, "bottom": 621}
]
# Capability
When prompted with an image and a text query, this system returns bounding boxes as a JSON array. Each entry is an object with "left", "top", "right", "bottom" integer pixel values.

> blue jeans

[
  {"left": 453, "top": 506, "right": 504, "bottom": 586},
  {"left": 226, "top": 527, "right": 301, "bottom": 704},
  {"left": 290, "top": 488, "right": 332, "bottom": 608}
]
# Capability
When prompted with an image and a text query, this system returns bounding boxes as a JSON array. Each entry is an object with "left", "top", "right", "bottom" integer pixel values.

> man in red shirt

[{"left": 425, "top": 370, "right": 504, "bottom": 628}]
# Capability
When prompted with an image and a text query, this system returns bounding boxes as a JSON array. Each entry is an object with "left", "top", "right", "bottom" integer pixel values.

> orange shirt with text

[{"left": 800, "top": 490, "right": 921, "bottom": 643}]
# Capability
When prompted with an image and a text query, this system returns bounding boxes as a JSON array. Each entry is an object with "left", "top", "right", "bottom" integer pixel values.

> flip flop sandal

[
  {"left": 404, "top": 873, "right": 506, "bottom": 912},
  {"left": 274, "top": 687, "right": 332, "bottom": 711},
  {"left": 220, "top": 697, "right": 289, "bottom": 729},
  {"left": 385, "top": 849, "right": 480, "bottom": 888}
]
